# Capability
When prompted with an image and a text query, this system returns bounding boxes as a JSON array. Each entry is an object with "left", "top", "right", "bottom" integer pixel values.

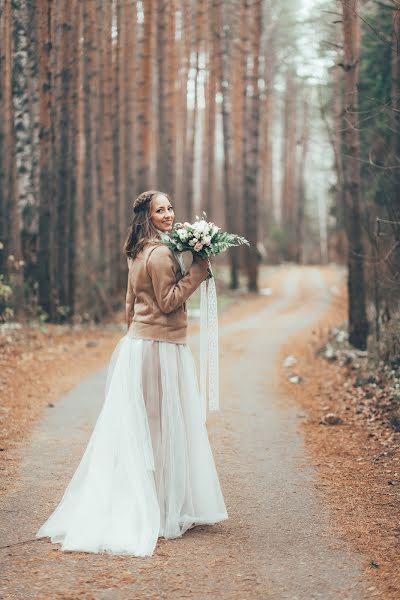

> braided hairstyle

[{"left": 123, "top": 190, "right": 171, "bottom": 260}]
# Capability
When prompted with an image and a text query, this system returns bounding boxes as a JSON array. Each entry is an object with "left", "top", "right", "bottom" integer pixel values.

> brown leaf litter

[{"left": 280, "top": 268, "right": 400, "bottom": 599}]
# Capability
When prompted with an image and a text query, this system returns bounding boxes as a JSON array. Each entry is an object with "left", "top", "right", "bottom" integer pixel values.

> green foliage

[{"left": 358, "top": 5, "right": 394, "bottom": 206}]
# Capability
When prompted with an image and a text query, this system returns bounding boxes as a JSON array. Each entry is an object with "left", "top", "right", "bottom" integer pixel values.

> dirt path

[{"left": 0, "top": 266, "right": 368, "bottom": 599}]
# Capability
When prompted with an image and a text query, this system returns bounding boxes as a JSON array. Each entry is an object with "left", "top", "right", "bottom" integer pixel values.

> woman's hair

[{"left": 123, "top": 190, "right": 171, "bottom": 260}]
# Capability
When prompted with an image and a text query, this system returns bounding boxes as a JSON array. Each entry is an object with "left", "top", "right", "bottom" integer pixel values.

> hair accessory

[{"left": 133, "top": 191, "right": 154, "bottom": 213}]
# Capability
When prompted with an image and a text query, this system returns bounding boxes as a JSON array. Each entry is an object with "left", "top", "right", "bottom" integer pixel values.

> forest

[{"left": 0, "top": 0, "right": 399, "bottom": 355}]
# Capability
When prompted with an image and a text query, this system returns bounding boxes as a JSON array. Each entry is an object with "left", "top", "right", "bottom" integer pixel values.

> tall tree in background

[
  {"left": 0, "top": 0, "right": 21, "bottom": 279},
  {"left": 243, "top": 0, "right": 263, "bottom": 291},
  {"left": 229, "top": 0, "right": 247, "bottom": 288},
  {"left": 3, "top": 0, "right": 377, "bottom": 325},
  {"left": 83, "top": 1, "right": 102, "bottom": 312},
  {"left": 220, "top": 18, "right": 236, "bottom": 286},
  {"left": 333, "top": 15, "right": 346, "bottom": 262},
  {"left": 185, "top": 0, "right": 206, "bottom": 218},
  {"left": 340, "top": 0, "right": 368, "bottom": 349},
  {"left": 156, "top": 0, "right": 177, "bottom": 197},
  {"left": 295, "top": 95, "right": 310, "bottom": 264},
  {"left": 12, "top": 0, "right": 37, "bottom": 276},
  {"left": 124, "top": 0, "right": 137, "bottom": 210},
  {"left": 202, "top": 0, "right": 221, "bottom": 221},
  {"left": 101, "top": 2, "right": 117, "bottom": 292},
  {"left": 280, "top": 68, "right": 297, "bottom": 261},
  {"left": 37, "top": 0, "right": 55, "bottom": 319},
  {"left": 259, "top": 4, "right": 276, "bottom": 236},
  {"left": 54, "top": 0, "right": 74, "bottom": 316},
  {"left": 137, "top": 0, "right": 153, "bottom": 196}
]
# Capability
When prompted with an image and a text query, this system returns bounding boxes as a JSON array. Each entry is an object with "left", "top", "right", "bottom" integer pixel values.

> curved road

[{"left": 0, "top": 266, "right": 367, "bottom": 599}]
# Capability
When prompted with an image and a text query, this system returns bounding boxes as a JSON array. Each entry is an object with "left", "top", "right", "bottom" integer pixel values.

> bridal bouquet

[
  {"left": 160, "top": 213, "right": 248, "bottom": 413},
  {"left": 160, "top": 212, "right": 249, "bottom": 259}
]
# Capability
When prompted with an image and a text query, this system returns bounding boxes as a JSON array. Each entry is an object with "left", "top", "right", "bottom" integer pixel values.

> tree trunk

[
  {"left": 220, "top": 21, "right": 237, "bottom": 287},
  {"left": 341, "top": 0, "right": 369, "bottom": 349},
  {"left": 260, "top": 11, "right": 276, "bottom": 237},
  {"left": 137, "top": 0, "right": 153, "bottom": 195},
  {"left": 101, "top": 2, "right": 117, "bottom": 293},
  {"left": 37, "top": 0, "right": 56, "bottom": 319},
  {"left": 156, "top": 0, "right": 177, "bottom": 198},
  {"left": 281, "top": 68, "right": 297, "bottom": 261},
  {"left": 83, "top": 1, "right": 102, "bottom": 317},
  {"left": 202, "top": 0, "right": 221, "bottom": 221},
  {"left": 185, "top": 0, "right": 205, "bottom": 218},
  {"left": 333, "top": 17, "right": 347, "bottom": 263},
  {"left": 176, "top": 0, "right": 191, "bottom": 219},
  {"left": 295, "top": 96, "right": 310, "bottom": 264},
  {"left": 124, "top": 0, "right": 136, "bottom": 207},
  {"left": 229, "top": 0, "right": 247, "bottom": 287},
  {"left": 12, "top": 0, "right": 37, "bottom": 287},
  {"left": 244, "top": 0, "right": 263, "bottom": 291},
  {"left": 24, "top": 0, "right": 40, "bottom": 289},
  {"left": 72, "top": 0, "right": 86, "bottom": 317},
  {"left": 0, "top": 0, "right": 21, "bottom": 279}
]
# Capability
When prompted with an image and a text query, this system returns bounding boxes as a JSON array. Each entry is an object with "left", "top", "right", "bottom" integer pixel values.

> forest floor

[
  {"left": 0, "top": 265, "right": 398, "bottom": 598},
  {"left": 280, "top": 273, "right": 400, "bottom": 600}
]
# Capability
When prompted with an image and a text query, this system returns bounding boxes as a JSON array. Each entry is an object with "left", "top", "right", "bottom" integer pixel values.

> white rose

[
  {"left": 200, "top": 220, "right": 209, "bottom": 234},
  {"left": 177, "top": 228, "right": 188, "bottom": 241},
  {"left": 203, "top": 235, "right": 211, "bottom": 246},
  {"left": 194, "top": 220, "right": 206, "bottom": 234},
  {"left": 189, "top": 239, "right": 196, "bottom": 246}
]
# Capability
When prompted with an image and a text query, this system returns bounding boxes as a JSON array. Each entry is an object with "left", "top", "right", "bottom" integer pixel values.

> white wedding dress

[{"left": 35, "top": 331, "right": 228, "bottom": 556}]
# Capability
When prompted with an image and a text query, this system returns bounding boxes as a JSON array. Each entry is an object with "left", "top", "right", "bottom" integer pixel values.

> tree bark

[
  {"left": 341, "top": 0, "right": 369, "bottom": 349},
  {"left": 12, "top": 0, "right": 37, "bottom": 283},
  {"left": 295, "top": 96, "right": 309, "bottom": 264},
  {"left": 202, "top": 0, "right": 221, "bottom": 221},
  {"left": 137, "top": 0, "right": 153, "bottom": 196},
  {"left": 281, "top": 68, "right": 297, "bottom": 261},
  {"left": 37, "top": 0, "right": 56, "bottom": 319},
  {"left": 0, "top": 0, "right": 21, "bottom": 278},
  {"left": 156, "top": 0, "right": 177, "bottom": 198},
  {"left": 100, "top": 1, "right": 117, "bottom": 293},
  {"left": 244, "top": 0, "right": 263, "bottom": 291}
]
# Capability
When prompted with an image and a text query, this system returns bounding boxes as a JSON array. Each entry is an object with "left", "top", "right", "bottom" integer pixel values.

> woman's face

[{"left": 150, "top": 194, "right": 174, "bottom": 232}]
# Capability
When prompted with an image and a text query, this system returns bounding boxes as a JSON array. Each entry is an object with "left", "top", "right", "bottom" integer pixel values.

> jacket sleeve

[
  {"left": 125, "top": 259, "right": 135, "bottom": 329},
  {"left": 147, "top": 245, "right": 209, "bottom": 314}
]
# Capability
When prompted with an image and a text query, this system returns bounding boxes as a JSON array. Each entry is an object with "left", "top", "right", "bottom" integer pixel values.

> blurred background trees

[{"left": 0, "top": 0, "right": 399, "bottom": 356}]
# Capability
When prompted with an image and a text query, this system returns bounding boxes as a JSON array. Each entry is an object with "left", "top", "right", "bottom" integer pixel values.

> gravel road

[{"left": 0, "top": 266, "right": 368, "bottom": 599}]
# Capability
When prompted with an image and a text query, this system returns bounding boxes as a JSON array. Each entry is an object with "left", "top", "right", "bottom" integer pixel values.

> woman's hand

[{"left": 193, "top": 254, "right": 212, "bottom": 279}]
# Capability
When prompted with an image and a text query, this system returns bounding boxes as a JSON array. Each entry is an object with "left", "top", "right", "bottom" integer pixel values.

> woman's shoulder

[
  {"left": 146, "top": 242, "right": 174, "bottom": 261},
  {"left": 146, "top": 244, "right": 180, "bottom": 275}
]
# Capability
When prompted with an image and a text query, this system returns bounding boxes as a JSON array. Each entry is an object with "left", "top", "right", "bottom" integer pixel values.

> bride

[{"left": 35, "top": 189, "right": 228, "bottom": 556}]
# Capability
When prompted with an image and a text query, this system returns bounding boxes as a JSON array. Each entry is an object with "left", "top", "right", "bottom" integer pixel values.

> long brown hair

[{"left": 123, "top": 190, "right": 171, "bottom": 260}]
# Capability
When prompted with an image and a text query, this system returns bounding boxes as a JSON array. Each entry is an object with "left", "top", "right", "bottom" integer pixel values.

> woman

[{"left": 36, "top": 189, "right": 228, "bottom": 556}]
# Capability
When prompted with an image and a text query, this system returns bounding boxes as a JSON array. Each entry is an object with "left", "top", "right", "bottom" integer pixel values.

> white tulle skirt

[{"left": 35, "top": 335, "right": 228, "bottom": 556}]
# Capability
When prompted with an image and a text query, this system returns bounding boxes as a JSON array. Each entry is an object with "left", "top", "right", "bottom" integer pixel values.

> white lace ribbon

[
  {"left": 174, "top": 251, "right": 219, "bottom": 417},
  {"left": 200, "top": 274, "right": 219, "bottom": 414}
]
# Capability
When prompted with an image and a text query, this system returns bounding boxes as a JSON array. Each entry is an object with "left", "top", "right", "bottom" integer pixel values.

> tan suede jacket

[{"left": 125, "top": 243, "right": 209, "bottom": 344}]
